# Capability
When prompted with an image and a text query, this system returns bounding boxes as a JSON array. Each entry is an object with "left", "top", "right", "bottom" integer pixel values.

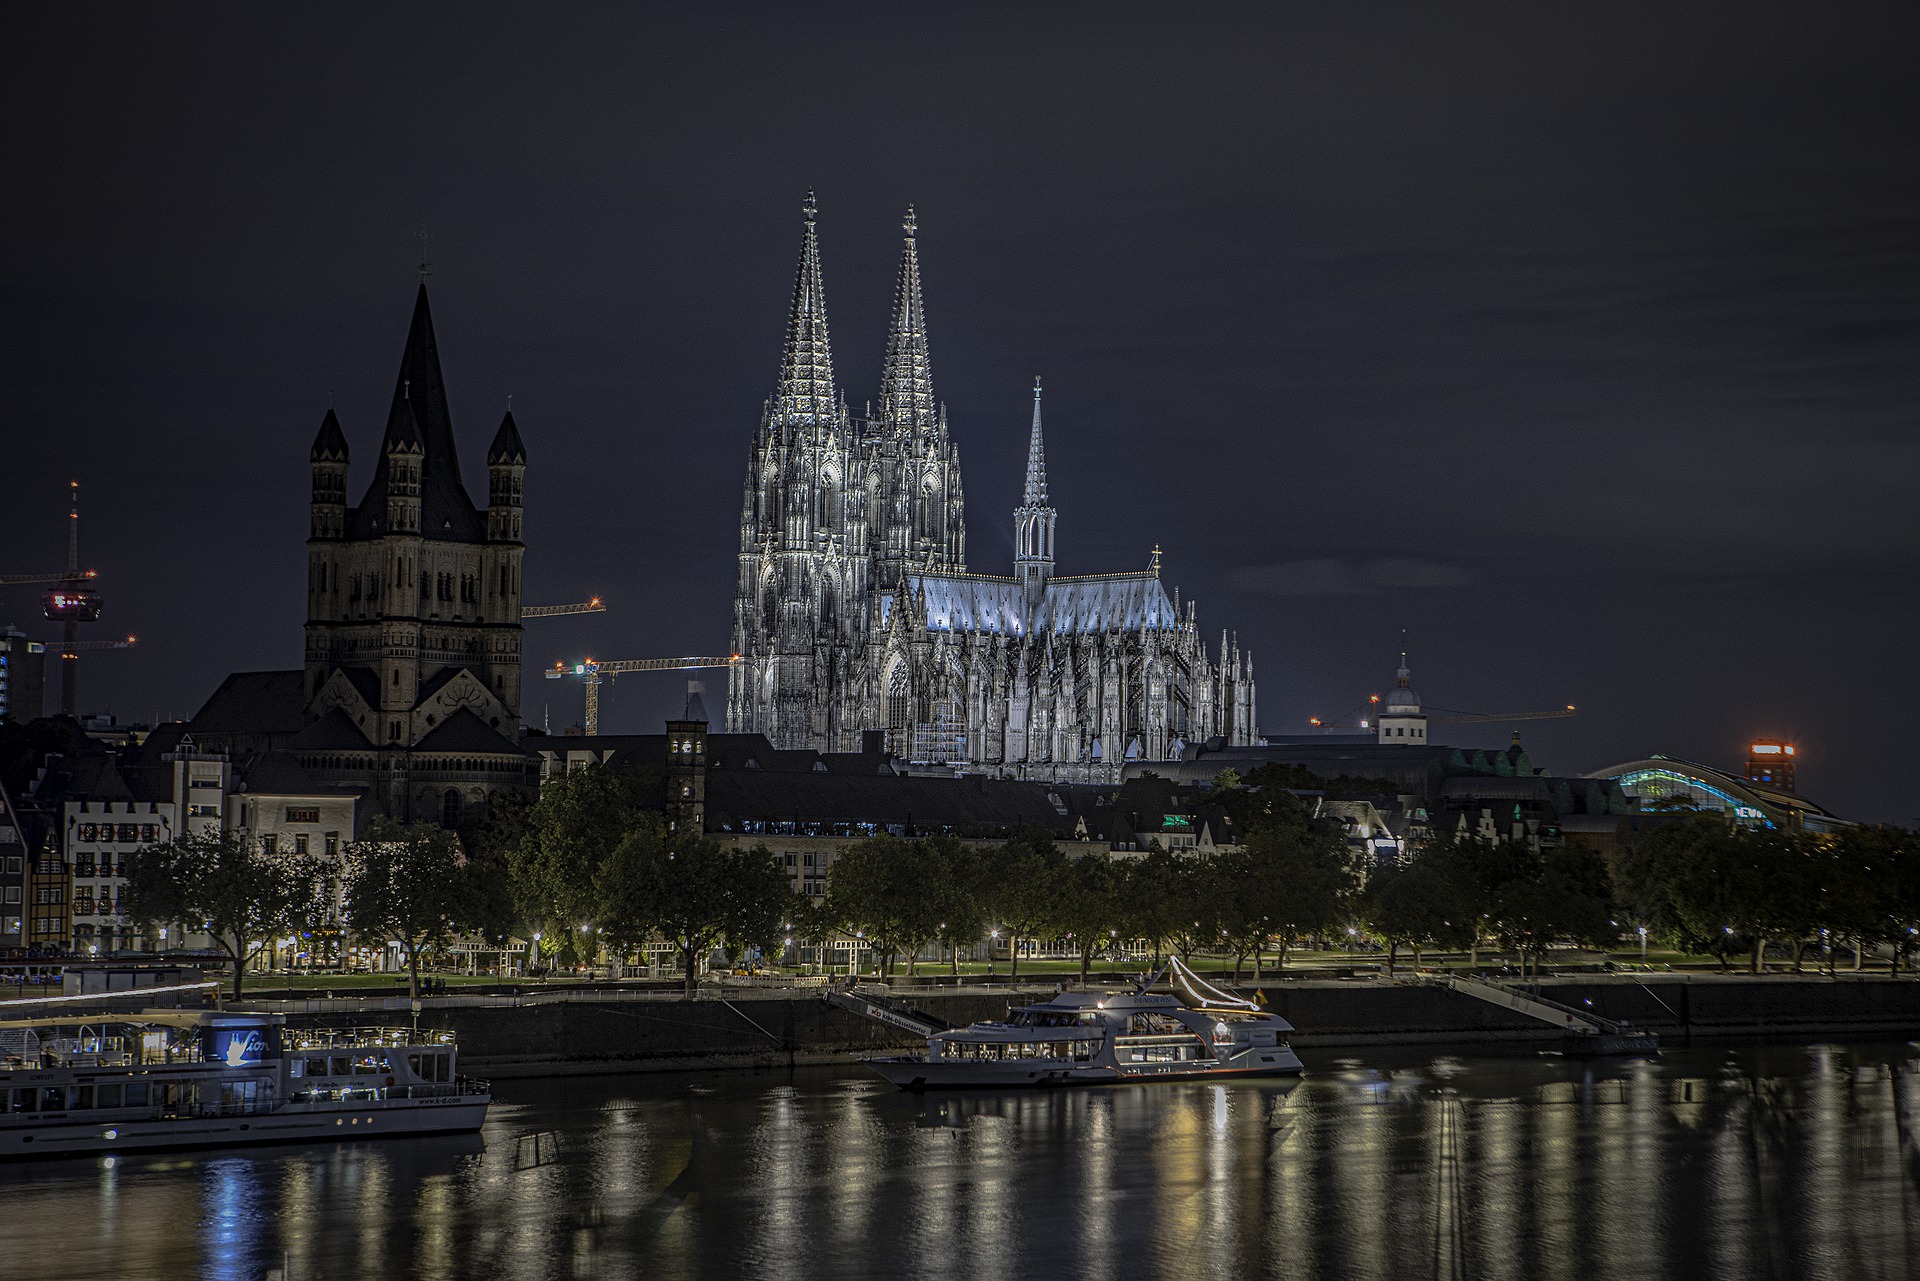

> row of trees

[
  {"left": 123, "top": 760, "right": 1920, "bottom": 999},
  {"left": 1615, "top": 816, "right": 1920, "bottom": 972},
  {"left": 123, "top": 821, "right": 513, "bottom": 998}
]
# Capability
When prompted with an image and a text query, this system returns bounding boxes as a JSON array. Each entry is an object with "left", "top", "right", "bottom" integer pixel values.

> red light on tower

[{"left": 1745, "top": 738, "right": 1796, "bottom": 792}]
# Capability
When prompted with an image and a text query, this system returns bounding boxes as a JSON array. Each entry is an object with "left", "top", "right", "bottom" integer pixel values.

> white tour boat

[
  {"left": 867, "top": 960, "right": 1304, "bottom": 1090},
  {"left": 0, "top": 1009, "right": 489, "bottom": 1157}
]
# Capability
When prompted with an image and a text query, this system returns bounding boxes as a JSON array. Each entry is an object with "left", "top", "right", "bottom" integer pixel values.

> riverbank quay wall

[{"left": 235, "top": 975, "right": 1920, "bottom": 1078}]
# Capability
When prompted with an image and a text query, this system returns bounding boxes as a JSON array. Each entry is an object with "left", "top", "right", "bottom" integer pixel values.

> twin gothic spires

[
  {"left": 775, "top": 194, "right": 942, "bottom": 440},
  {"left": 771, "top": 190, "right": 840, "bottom": 433}
]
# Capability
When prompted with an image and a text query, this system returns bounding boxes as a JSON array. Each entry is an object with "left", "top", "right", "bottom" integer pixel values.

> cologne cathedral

[{"left": 726, "top": 197, "right": 1258, "bottom": 781}]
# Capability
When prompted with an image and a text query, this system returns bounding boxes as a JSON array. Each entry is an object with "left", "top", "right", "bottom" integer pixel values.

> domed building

[{"left": 1376, "top": 653, "right": 1428, "bottom": 745}]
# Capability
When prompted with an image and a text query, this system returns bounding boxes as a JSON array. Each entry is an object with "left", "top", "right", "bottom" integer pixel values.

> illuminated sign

[
  {"left": 1750, "top": 744, "right": 1781, "bottom": 755},
  {"left": 210, "top": 1027, "right": 267, "bottom": 1068},
  {"left": 1734, "top": 806, "right": 1765, "bottom": 821}
]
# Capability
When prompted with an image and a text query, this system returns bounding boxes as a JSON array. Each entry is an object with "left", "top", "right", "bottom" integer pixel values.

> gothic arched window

[{"left": 887, "top": 666, "right": 911, "bottom": 756}]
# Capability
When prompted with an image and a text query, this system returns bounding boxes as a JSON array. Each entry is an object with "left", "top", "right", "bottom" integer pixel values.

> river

[{"left": 3, "top": 1041, "right": 1918, "bottom": 1280}]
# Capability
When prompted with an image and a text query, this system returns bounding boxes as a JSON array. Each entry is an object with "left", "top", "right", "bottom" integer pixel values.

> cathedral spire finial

[
  {"left": 1023, "top": 378, "right": 1048, "bottom": 505},
  {"left": 770, "top": 190, "right": 838, "bottom": 432},
  {"left": 417, "top": 228, "right": 431, "bottom": 279},
  {"left": 878, "top": 205, "right": 935, "bottom": 438}
]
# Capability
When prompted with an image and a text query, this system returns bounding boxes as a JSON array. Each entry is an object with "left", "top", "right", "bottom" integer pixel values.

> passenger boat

[
  {"left": 0, "top": 1009, "right": 489, "bottom": 1157},
  {"left": 867, "top": 960, "right": 1304, "bottom": 1090}
]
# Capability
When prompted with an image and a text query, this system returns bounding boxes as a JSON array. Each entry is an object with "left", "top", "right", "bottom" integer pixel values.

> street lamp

[
  {"left": 989, "top": 928, "right": 999, "bottom": 976},
  {"left": 1637, "top": 925, "right": 1648, "bottom": 964}
]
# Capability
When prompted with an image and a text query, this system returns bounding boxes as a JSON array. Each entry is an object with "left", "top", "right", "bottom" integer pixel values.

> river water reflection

[{"left": 3, "top": 1041, "right": 1919, "bottom": 1280}]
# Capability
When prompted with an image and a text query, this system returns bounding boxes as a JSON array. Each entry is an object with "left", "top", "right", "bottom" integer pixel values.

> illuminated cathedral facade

[{"left": 726, "top": 197, "right": 1258, "bottom": 781}]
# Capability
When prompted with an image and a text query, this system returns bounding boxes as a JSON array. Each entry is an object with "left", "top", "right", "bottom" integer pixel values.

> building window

[
  {"left": 294, "top": 834, "right": 309, "bottom": 856},
  {"left": 325, "top": 834, "right": 339, "bottom": 858},
  {"left": 286, "top": 807, "right": 320, "bottom": 824},
  {"left": 442, "top": 789, "right": 462, "bottom": 828},
  {"left": 261, "top": 834, "right": 277, "bottom": 857}
]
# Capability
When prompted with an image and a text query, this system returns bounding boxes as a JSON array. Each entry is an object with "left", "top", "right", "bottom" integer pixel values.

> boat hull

[
  {"left": 0, "top": 1096, "right": 490, "bottom": 1159},
  {"left": 868, "top": 1048, "right": 1304, "bottom": 1091}
]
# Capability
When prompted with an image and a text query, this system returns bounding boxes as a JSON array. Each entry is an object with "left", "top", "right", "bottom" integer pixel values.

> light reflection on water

[{"left": 2, "top": 1042, "right": 1919, "bottom": 1280}]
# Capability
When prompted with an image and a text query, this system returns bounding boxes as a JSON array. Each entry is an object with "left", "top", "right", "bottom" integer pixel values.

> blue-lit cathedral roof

[{"left": 883, "top": 570, "right": 1178, "bottom": 637}]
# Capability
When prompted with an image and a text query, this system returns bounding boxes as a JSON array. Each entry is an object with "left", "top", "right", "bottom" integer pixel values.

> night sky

[{"left": 4, "top": 4, "right": 1916, "bottom": 822}]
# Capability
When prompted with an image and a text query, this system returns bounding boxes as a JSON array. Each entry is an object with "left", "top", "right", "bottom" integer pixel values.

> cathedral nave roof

[{"left": 890, "top": 572, "right": 1179, "bottom": 637}]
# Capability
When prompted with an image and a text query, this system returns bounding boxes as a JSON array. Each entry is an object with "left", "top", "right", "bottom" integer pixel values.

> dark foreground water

[{"left": 4, "top": 1042, "right": 1920, "bottom": 1280}]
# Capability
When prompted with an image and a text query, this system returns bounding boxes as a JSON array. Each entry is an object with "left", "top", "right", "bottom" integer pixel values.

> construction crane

[
  {"left": 60, "top": 635, "right": 138, "bottom": 659},
  {"left": 546, "top": 654, "right": 739, "bottom": 736},
  {"left": 1309, "top": 702, "right": 1577, "bottom": 730},
  {"left": 523, "top": 597, "right": 606, "bottom": 620},
  {"left": 0, "top": 484, "right": 122, "bottom": 716},
  {"left": 1426, "top": 705, "right": 1577, "bottom": 726},
  {"left": 0, "top": 569, "right": 97, "bottom": 586}
]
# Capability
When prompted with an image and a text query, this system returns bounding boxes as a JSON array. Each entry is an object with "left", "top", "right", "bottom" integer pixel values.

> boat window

[
  {"left": 124, "top": 1082, "right": 149, "bottom": 1107},
  {"left": 96, "top": 1084, "right": 122, "bottom": 1108},
  {"left": 76, "top": 1086, "right": 94, "bottom": 1109},
  {"left": 306, "top": 1058, "right": 331, "bottom": 1078},
  {"left": 1126, "top": 1013, "right": 1185, "bottom": 1036},
  {"left": 40, "top": 1086, "right": 66, "bottom": 1111},
  {"left": 330, "top": 1056, "right": 352, "bottom": 1076},
  {"left": 8, "top": 1089, "right": 32, "bottom": 1113}
]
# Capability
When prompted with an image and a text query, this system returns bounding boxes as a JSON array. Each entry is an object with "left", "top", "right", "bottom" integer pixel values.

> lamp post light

[
  {"left": 989, "top": 928, "right": 1000, "bottom": 976},
  {"left": 1638, "top": 926, "right": 1648, "bottom": 964}
]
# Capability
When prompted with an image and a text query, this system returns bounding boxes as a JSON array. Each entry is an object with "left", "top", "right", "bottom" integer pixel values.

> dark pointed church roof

[
  {"left": 346, "top": 283, "right": 487, "bottom": 543},
  {"left": 487, "top": 410, "right": 526, "bottom": 466},
  {"left": 310, "top": 408, "right": 349, "bottom": 463},
  {"left": 413, "top": 708, "right": 524, "bottom": 755}
]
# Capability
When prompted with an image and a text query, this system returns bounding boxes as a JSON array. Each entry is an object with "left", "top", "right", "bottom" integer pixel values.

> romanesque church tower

[{"left": 299, "top": 282, "right": 531, "bottom": 823}]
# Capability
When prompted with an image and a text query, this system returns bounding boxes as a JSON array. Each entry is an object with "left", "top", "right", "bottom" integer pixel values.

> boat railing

[
  {"left": 291, "top": 1077, "right": 490, "bottom": 1104},
  {"left": 284, "top": 1026, "right": 458, "bottom": 1051}
]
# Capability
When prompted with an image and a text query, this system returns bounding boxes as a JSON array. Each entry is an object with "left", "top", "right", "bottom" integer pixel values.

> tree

[
  {"left": 1117, "top": 848, "right": 1205, "bottom": 968},
  {"left": 1489, "top": 845, "right": 1616, "bottom": 976},
  {"left": 512, "top": 763, "right": 656, "bottom": 966},
  {"left": 1046, "top": 854, "right": 1124, "bottom": 982},
  {"left": 829, "top": 835, "right": 949, "bottom": 976},
  {"left": 602, "top": 827, "right": 793, "bottom": 995},
  {"left": 1234, "top": 792, "right": 1358, "bottom": 973},
  {"left": 984, "top": 829, "right": 1065, "bottom": 979},
  {"left": 930, "top": 838, "right": 990, "bottom": 975},
  {"left": 344, "top": 821, "right": 476, "bottom": 1000},
  {"left": 122, "top": 829, "right": 321, "bottom": 998},
  {"left": 1426, "top": 834, "right": 1538, "bottom": 968},
  {"left": 1360, "top": 859, "right": 1476, "bottom": 974}
]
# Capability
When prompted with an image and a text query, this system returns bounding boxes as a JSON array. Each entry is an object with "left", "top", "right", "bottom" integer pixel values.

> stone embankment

[{"left": 258, "top": 974, "right": 1920, "bottom": 1078}]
